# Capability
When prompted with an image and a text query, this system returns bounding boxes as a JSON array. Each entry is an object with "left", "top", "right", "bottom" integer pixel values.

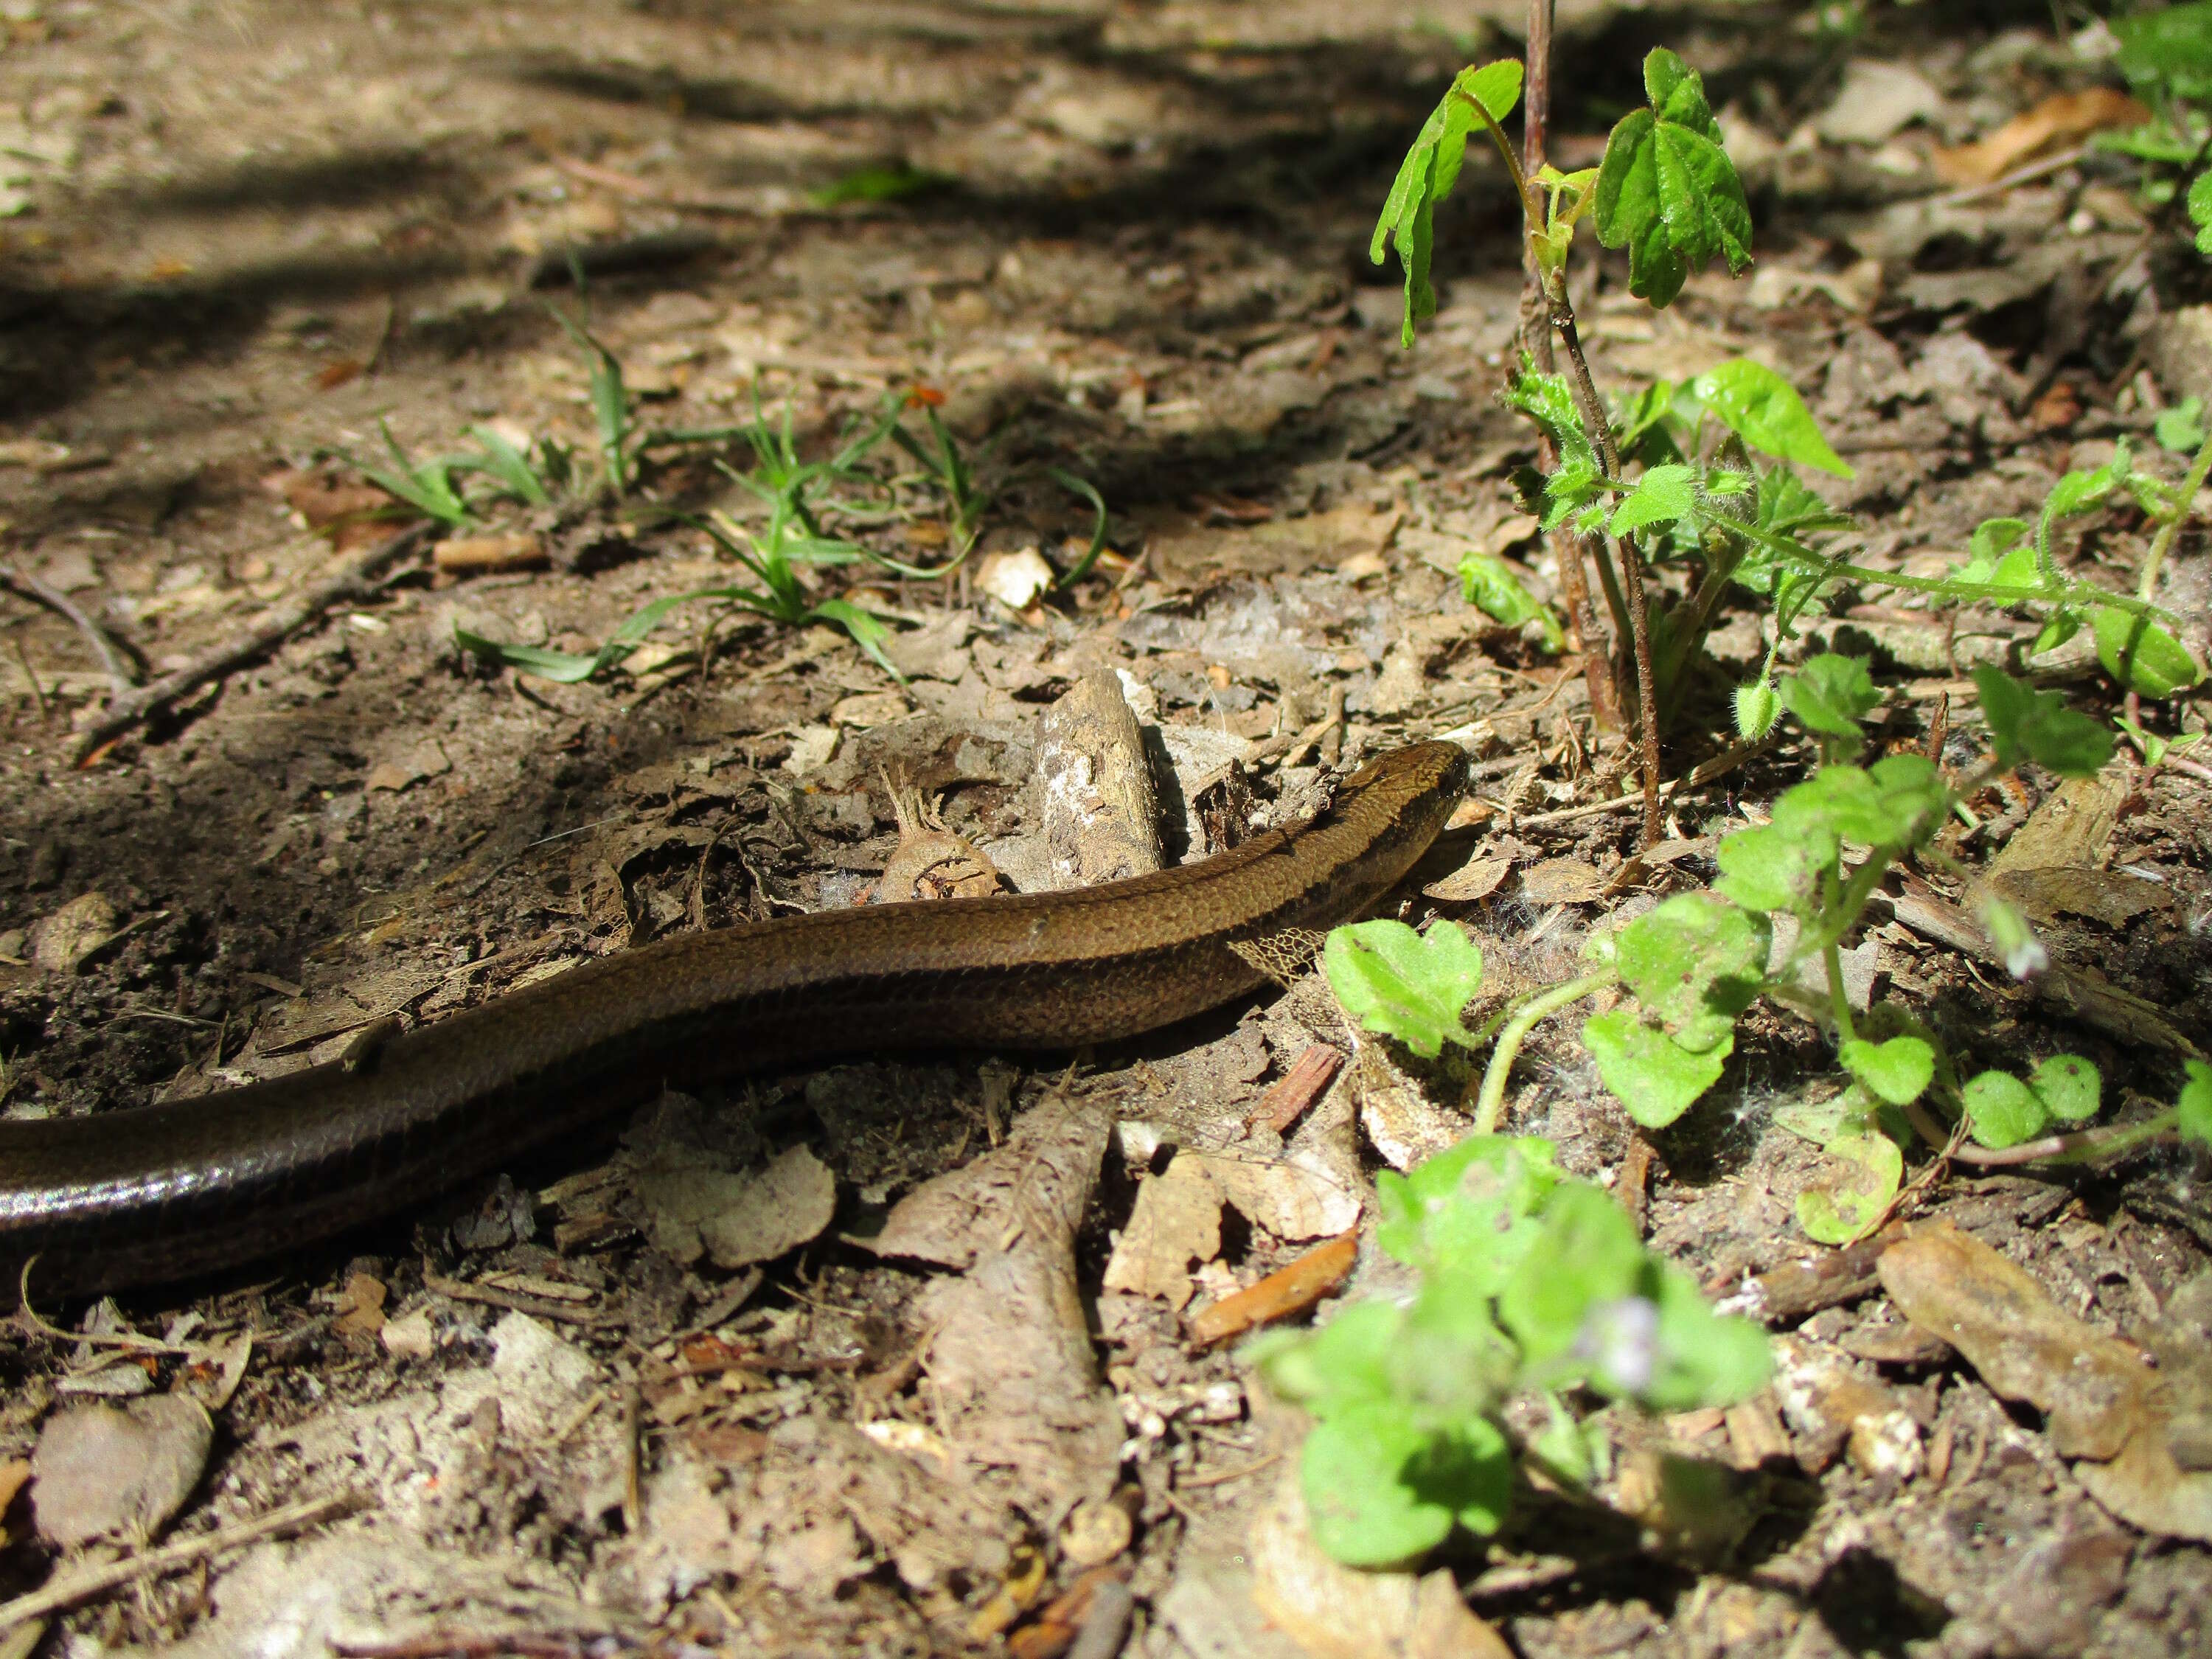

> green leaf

[
  {"left": 2034, "top": 443, "right": 2133, "bottom": 580},
  {"left": 1780, "top": 653, "right": 1879, "bottom": 742},
  {"left": 806, "top": 597, "right": 905, "bottom": 684},
  {"left": 1690, "top": 359, "right": 1852, "bottom": 479},
  {"left": 1643, "top": 1266, "right": 1773, "bottom": 1411},
  {"left": 2029, "top": 1054, "right": 2101, "bottom": 1124},
  {"left": 1734, "top": 679, "right": 1781, "bottom": 741},
  {"left": 1255, "top": 1298, "right": 1402, "bottom": 1411},
  {"left": 1300, "top": 1405, "right": 1455, "bottom": 1566},
  {"left": 1609, "top": 463, "right": 1699, "bottom": 537},
  {"left": 1612, "top": 892, "right": 1766, "bottom": 1051},
  {"left": 1582, "top": 1008, "right": 1731, "bottom": 1128},
  {"left": 1962, "top": 1070, "right": 2048, "bottom": 1150},
  {"left": 1795, "top": 1131, "right": 1902, "bottom": 1244},
  {"left": 1840, "top": 1036, "right": 1934, "bottom": 1106},
  {"left": 2154, "top": 396, "right": 2207, "bottom": 453},
  {"left": 1714, "top": 821, "right": 1834, "bottom": 916},
  {"left": 1773, "top": 1079, "right": 1879, "bottom": 1146},
  {"left": 451, "top": 630, "right": 603, "bottom": 683},
  {"left": 2113, "top": 1, "right": 2212, "bottom": 101},
  {"left": 459, "top": 424, "right": 554, "bottom": 507},
  {"left": 1323, "top": 919, "right": 1486, "bottom": 1058},
  {"left": 1591, "top": 49, "right": 1753, "bottom": 307},
  {"left": 2192, "top": 170, "right": 2212, "bottom": 256},
  {"left": 1498, "top": 1183, "right": 1645, "bottom": 1363},
  {"left": 1459, "top": 554, "right": 1564, "bottom": 651},
  {"left": 1374, "top": 1135, "right": 1559, "bottom": 1284},
  {"left": 2178, "top": 1060, "right": 2212, "bottom": 1148},
  {"left": 1770, "top": 756, "right": 1949, "bottom": 855},
  {"left": 2091, "top": 608, "right": 2202, "bottom": 699},
  {"left": 1503, "top": 359, "right": 1599, "bottom": 478},
  {"left": 1370, "top": 60, "right": 1524, "bottom": 347},
  {"left": 1971, "top": 666, "right": 2115, "bottom": 777},
  {"left": 808, "top": 161, "right": 950, "bottom": 207}
]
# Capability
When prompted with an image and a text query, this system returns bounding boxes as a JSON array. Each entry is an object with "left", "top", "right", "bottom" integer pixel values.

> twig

[
  {"left": 421, "top": 1269, "right": 616, "bottom": 1328},
  {"left": 0, "top": 564, "right": 136, "bottom": 695},
  {"left": 1175, "top": 1450, "right": 1287, "bottom": 1491},
  {"left": 67, "top": 523, "right": 432, "bottom": 764},
  {"left": 1936, "top": 143, "right": 2088, "bottom": 206},
  {"left": 0, "top": 1489, "right": 365, "bottom": 1632}
]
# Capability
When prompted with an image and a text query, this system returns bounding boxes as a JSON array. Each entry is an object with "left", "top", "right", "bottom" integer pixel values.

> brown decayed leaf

[
  {"left": 1932, "top": 88, "right": 2149, "bottom": 187},
  {"left": 1880, "top": 1222, "right": 2212, "bottom": 1540}
]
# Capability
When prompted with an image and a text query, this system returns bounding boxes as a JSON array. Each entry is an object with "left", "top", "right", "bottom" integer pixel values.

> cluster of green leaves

[
  {"left": 344, "top": 418, "right": 566, "bottom": 532},
  {"left": 1254, "top": 1135, "right": 1770, "bottom": 1566},
  {"left": 1324, "top": 658, "right": 2210, "bottom": 1251},
  {"left": 451, "top": 381, "right": 1108, "bottom": 684}
]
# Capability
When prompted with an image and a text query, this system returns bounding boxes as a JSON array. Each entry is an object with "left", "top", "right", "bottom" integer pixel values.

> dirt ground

[{"left": 1, "top": 1, "right": 2208, "bottom": 1655}]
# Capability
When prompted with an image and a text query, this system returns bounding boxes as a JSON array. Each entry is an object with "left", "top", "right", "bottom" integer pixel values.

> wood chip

[{"left": 1186, "top": 1234, "right": 1357, "bottom": 1347}]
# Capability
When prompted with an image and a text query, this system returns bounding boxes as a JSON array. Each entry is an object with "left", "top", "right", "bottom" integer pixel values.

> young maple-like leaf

[{"left": 1592, "top": 49, "right": 1753, "bottom": 307}]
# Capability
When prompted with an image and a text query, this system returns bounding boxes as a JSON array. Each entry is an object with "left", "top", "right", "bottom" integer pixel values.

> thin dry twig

[
  {"left": 66, "top": 523, "right": 432, "bottom": 764},
  {"left": 0, "top": 563, "right": 137, "bottom": 695},
  {"left": 0, "top": 1489, "right": 365, "bottom": 1633}
]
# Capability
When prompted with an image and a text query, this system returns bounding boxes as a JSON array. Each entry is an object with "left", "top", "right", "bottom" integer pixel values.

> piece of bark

[{"left": 1037, "top": 665, "right": 1162, "bottom": 887}]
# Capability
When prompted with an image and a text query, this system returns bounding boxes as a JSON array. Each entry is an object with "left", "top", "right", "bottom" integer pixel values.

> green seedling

[
  {"left": 1254, "top": 1134, "right": 1769, "bottom": 1567},
  {"left": 1324, "top": 655, "right": 2192, "bottom": 1245}
]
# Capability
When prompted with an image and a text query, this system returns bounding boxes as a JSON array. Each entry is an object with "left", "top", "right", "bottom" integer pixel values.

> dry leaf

[
  {"left": 1102, "top": 1152, "right": 1223, "bottom": 1310},
  {"left": 1989, "top": 866, "right": 2171, "bottom": 928},
  {"left": 1933, "top": 88, "right": 2149, "bottom": 187},
  {"left": 1422, "top": 855, "right": 1511, "bottom": 903},
  {"left": 1881, "top": 1222, "right": 2212, "bottom": 1540},
  {"left": 1520, "top": 858, "right": 1609, "bottom": 905}
]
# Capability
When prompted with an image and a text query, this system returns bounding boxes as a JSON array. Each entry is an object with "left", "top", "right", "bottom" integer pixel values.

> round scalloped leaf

[
  {"left": 1582, "top": 1009, "right": 1730, "bottom": 1128},
  {"left": 1838, "top": 1036, "right": 1935, "bottom": 1107},
  {"left": 1795, "top": 1131, "right": 1903, "bottom": 1245}
]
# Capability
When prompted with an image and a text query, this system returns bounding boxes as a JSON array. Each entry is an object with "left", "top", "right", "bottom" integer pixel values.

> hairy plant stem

[
  {"left": 2139, "top": 420, "right": 2212, "bottom": 602},
  {"left": 1473, "top": 970, "right": 1615, "bottom": 1133},
  {"left": 1515, "top": 0, "right": 1621, "bottom": 732}
]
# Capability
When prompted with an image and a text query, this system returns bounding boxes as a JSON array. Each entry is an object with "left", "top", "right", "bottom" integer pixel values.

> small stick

[
  {"left": 421, "top": 1270, "right": 616, "bottom": 1328},
  {"left": 1242, "top": 1043, "right": 1343, "bottom": 1137},
  {"left": 0, "top": 564, "right": 136, "bottom": 695},
  {"left": 0, "top": 1490, "right": 364, "bottom": 1633},
  {"left": 68, "top": 523, "right": 431, "bottom": 764}
]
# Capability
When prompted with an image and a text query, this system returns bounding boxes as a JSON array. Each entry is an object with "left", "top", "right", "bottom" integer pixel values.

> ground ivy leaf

[
  {"left": 1613, "top": 892, "right": 1767, "bottom": 1046},
  {"left": 1591, "top": 48, "right": 1753, "bottom": 307},
  {"left": 1498, "top": 1183, "right": 1646, "bottom": 1364},
  {"left": 1839, "top": 1036, "right": 1935, "bottom": 1106},
  {"left": 1254, "top": 1298, "right": 1402, "bottom": 1413},
  {"left": 1300, "top": 1405, "right": 1455, "bottom": 1567},
  {"left": 1375, "top": 1135, "right": 1559, "bottom": 1284},
  {"left": 1609, "top": 463, "right": 1699, "bottom": 537},
  {"left": 1795, "top": 1131, "right": 1903, "bottom": 1244},
  {"left": 1324, "top": 919, "right": 1485, "bottom": 1058},
  {"left": 1643, "top": 1266, "right": 1773, "bottom": 1411},
  {"left": 2091, "top": 608, "right": 2203, "bottom": 699},
  {"left": 1691, "top": 358, "right": 1853, "bottom": 478},
  {"left": 1714, "top": 821, "right": 1832, "bottom": 915},
  {"left": 1972, "top": 664, "right": 2115, "bottom": 775},
  {"left": 1582, "top": 1009, "right": 1731, "bottom": 1127},
  {"left": 1779, "top": 653, "right": 1879, "bottom": 741},
  {"left": 2179, "top": 1060, "right": 2212, "bottom": 1147},
  {"left": 2193, "top": 170, "right": 2212, "bottom": 254},
  {"left": 2029, "top": 1054, "right": 2101, "bottom": 1124},
  {"left": 1962, "top": 1069, "right": 2048, "bottom": 1149}
]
